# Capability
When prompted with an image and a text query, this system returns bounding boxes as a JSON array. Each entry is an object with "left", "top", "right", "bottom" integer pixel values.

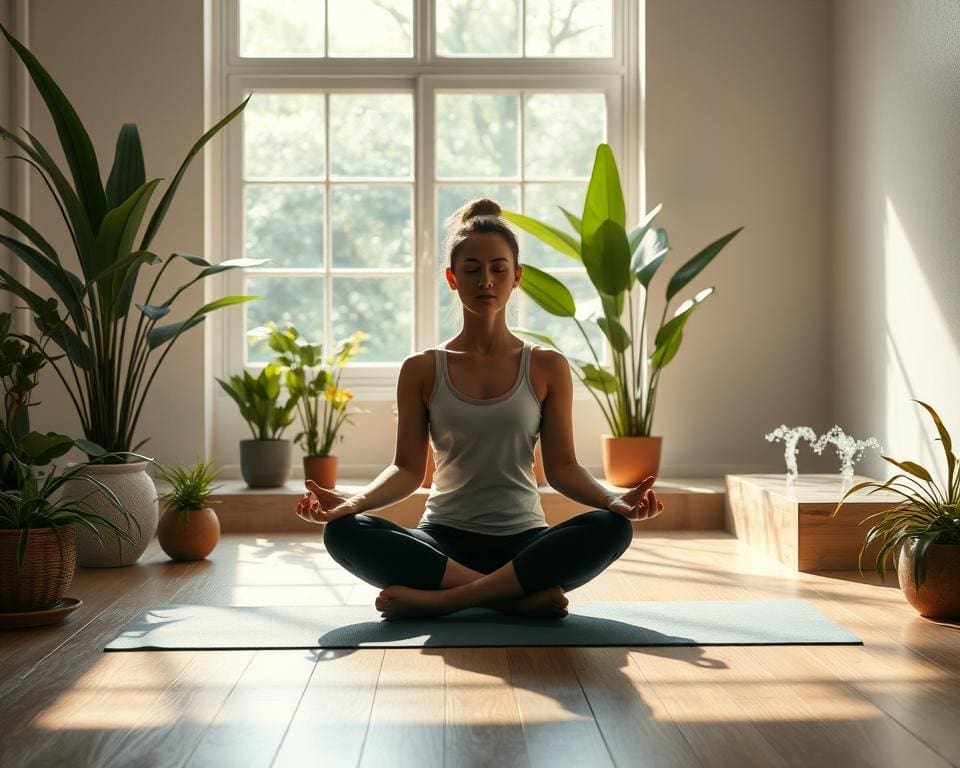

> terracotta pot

[
  {"left": 304, "top": 455, "right": 338, "bottom": 489},
  {"left": 0, "top": 525, "right": 76, "bottom": 611},
  {"left": 157, "top": 507, "right": 221, "bottom": 562},
  {"left": 897, "top": 538, "right": 960, "bottom": 619},
  {"left": 601, "top": 435, "right": 663, "bottom": 488}
]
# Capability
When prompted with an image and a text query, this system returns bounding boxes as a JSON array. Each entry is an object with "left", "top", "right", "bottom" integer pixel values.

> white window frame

[{"left": 210, "top": 0, "right": 643, "bottom": 400}]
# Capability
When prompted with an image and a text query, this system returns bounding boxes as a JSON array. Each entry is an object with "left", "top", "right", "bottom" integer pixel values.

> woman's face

[{"left": 446, "top": 232, "right": 521, "bottom": 315}]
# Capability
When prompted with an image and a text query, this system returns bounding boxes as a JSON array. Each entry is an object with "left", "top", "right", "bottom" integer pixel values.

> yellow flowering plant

[{"left": 250, "top": 323, "right": 368, "bottom": 457}]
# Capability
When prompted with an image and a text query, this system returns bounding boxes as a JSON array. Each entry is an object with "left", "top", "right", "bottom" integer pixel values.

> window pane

[
  {"left": 524, "top": 93, "right": 606, "bottom": 178},
  {"left": 239, "top": 0, "right": 325, "bottom": 57},
  {"left": 523, "top": 273, "right": 603, "bottom": 361},
  {"left": 328, "top": 0, "right": 413, "bottom": 57},
  {"left": 525, "top": 0, "right": 612, "bottom": 57},
  {"left": 245, "top": 276, "right": 324, "bottom": 364},
  {"left": 329, "top": 93, "right": 412, "bottom": 178},
  {"left": 332, "top": 276, "right": 412, "bottom": 362},
  {"left": 245, "top": 93, "right": 325, "bottom": 179},
  {"left": 245, "top": 185, "right": 325, "bottom": 269},
  {"left": 521, "top": 182, "right": 585, "bottom": 269},
  {"left": 436, "top": 94, "right": 519, "bottom": 178},
  {"left": 436, "top": 0, "right": 520, "bottom": 56},
  {"left": 331, "top": 185, "right": 412, "bottom": 268}
]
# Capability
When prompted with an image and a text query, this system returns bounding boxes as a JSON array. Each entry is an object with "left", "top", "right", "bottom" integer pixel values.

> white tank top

[{"left": 418, "top": 341, "right": 547, "bottom": 535}]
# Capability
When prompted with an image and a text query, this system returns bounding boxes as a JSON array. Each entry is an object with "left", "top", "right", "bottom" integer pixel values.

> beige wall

[
  {"left": 832, "top": 0, "right": 960, "bottom": 482},
  {"left": 646, "top": 0, "right": 836, "bottom": 475},
  {"left": 8, "top": 0, "right": 843, "bottom": 479}
]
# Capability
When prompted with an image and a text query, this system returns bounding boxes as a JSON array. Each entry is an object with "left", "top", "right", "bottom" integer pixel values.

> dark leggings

[{"left": 322, "top": 509, "right": 634, "bottom": 595}]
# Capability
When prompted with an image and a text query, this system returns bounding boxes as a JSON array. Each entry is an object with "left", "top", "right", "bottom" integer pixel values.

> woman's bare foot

[
  {"left": 492, "top": 585, "right": 569, "bottom": 619},
  {"left": 375, "top": 585, "right": 456, "bottom": 620}
]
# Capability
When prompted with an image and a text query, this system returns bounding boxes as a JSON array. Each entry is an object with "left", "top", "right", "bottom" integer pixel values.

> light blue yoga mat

[{"left": 103, "top": 599, "right": 861, "bottom": 650}]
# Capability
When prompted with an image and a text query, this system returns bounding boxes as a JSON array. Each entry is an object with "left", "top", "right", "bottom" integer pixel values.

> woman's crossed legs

[{"left": 322, "top": 509, "right": 634, "bottom": 620}]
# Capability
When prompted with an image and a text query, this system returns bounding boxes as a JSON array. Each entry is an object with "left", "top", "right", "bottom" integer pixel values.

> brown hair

[{"left": 445, "top": 197, "right": 520, "bottom": 269}]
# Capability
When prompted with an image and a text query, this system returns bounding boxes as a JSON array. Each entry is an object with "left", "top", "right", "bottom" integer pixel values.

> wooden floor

[{"left": 1, "top": 531, "right": 959, "bottom": 768}]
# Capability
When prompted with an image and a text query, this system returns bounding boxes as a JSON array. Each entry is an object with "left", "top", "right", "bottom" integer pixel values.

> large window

[{"left": 217, "top": 0, "right": 640, "bottom": 396}]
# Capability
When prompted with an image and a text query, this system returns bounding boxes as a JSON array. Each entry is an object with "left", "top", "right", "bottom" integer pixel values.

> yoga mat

[{"left": 103, "top": 599, "right": 861, "bottom": 650}]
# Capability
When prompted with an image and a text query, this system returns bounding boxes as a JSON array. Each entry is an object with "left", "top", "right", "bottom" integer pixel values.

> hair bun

[{"left": 459, "top": 197, "right": 502, "bottom": 223}]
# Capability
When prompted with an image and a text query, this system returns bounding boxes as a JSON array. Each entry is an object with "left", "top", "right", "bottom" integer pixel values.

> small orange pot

[
  {"left": 897, "top": 539, "right": 960, "bottom": 619},
  {"left": 601, "top": 435, "right": 663, "bottom": 488},
  {"left": 157, "top": 507, "right": 220, "bottom": 562},
  {"left": 304, "top": 455, "right": 338, "bottom": 489}
]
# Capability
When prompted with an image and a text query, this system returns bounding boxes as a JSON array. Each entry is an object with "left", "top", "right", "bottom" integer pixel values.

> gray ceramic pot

[{"left": 240, "top": 439, "right": 292, "bottom": 488}]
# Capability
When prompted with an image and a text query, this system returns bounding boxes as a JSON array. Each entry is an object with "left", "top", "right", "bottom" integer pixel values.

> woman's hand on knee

[
  {"left": 606, "top": 475, "right": 663, "bottom": 521},
  {"left": 296, "top": 480, "right": 360, "bottom": 524}
]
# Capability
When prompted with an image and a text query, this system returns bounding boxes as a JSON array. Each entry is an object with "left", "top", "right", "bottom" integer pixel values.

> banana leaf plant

[
  {"left": 502, "top": 143, "right": 743, "bottom": 437},
  {"left": 0, "top": 24, "right": 262, "bottom": 462}
]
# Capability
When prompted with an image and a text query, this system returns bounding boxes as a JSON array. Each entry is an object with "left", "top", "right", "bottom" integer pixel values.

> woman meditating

[{"left": 296, "top": 198, "right": 663, "bottom": 621}]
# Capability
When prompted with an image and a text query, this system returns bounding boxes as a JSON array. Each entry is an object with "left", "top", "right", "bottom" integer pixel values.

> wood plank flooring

[{"left": 1, "top": 531, "right": 958, "bottom": 768}]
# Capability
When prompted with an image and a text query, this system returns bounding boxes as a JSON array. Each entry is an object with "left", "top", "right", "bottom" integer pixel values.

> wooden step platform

[
  {"left": 207, "top": 477, "right": 727, "bottom": 533},
  {"left": 725, "top": 473, "right": 903, "bottom": 571}
]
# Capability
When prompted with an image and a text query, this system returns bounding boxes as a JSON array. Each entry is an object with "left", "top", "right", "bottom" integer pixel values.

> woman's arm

[
  {"left": 343, "top": 353, "right": 430, "bottom": 514},
  {"left": 537, "top": 350, "right": 620, "bottom": 510}
]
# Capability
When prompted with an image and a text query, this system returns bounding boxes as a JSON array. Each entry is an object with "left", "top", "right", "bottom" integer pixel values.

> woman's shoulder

[{"left": 400, "top": 348, "right": 439, "bottom": 407}]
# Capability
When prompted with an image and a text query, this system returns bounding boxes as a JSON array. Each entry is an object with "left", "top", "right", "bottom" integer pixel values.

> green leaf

[
  {"left": 146, "top": 295, "right": 258, "bottom": 349},
  {"left": 913, "top": 399, "right": 955, "bottom": 489},
  {"left": 1, "top": 23, "right": 107, "bottom": 231},
  {"left": 0, "top": 234, "right": 86, "bottom": 329},
  {"left": 597, "top": 316, "right": 631, "bottom": 352},
  {"left": 654, "top": 287, "right": 716, "bottom": 349},
  {"left": 650, "top": 329, "right": 683, "bottom": 369},
  {"left": 581, "top": 144, "right": 626, "bottom": 241},
  {"left": 140, "top": 95, "right": 251, "bottom": 250},
  {"left": 511, "top": 327, "right": 560, "bottom": 349},
  {"left": 581, "top": 363, "right": 619, "bottom": 393},
  {"left": 105, "top": 123, "right": 146, "bottom": 210},
  {"left": 0, "top": 207, "right": 59, "bottom": 263},
  {"left": 136, "top": 303, "right": 171, "bottom": 320},
  {"left": 559, "top": 206, "right": 582, "bottom": 236},
  {"left": 19, "top": 431, "right": 74, "bottom": 465},
  {"left": 666, "top": 227, "right": 742, "bottom": 301},
  {"left": 501, "top": 210, "right": 581, "bottom": 261},
  {"left": 92, "top": 179, "right": 161, "bottom": 280},
  {"left": 582, "top": 219, "right": 631, "bottom": 297},
  {"left": 518, "top": 264, "right": 576, "bottom": 317},
  {"left": 880, "top": 456, "right": 933, "bottom": 483},
  {"left": 627, "top": 202, "right": 663, "bottom": 253}
]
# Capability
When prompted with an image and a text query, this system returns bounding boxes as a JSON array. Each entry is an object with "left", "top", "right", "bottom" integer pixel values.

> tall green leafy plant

[
  {"left": 502, "top": 143, "right": 742, "bottom": 437},
  {"left": 0, "top": 24, "right": 262, "bottom": 462},
  {"left": 251, "top": 323, "right": 368, "bottom": 456},
  {"left": 831, "top": 400, "right": 960, "bottom": 587}
]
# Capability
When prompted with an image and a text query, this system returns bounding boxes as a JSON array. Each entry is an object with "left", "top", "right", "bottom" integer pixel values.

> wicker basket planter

[{"left": 0, "top": 525, "right": 76, "bottom": 612}]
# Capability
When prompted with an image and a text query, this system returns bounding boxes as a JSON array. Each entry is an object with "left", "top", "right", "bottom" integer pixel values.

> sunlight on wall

[{"left": 883, "top": 197, "right": 960, "bottom": 484}]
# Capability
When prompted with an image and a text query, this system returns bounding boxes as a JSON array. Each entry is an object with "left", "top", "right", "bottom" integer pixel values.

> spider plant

[
  {"left": 0, "top": 451, "right": 138, "bottom": 572},
  {"left": 831, "top": 400, "right": 960, "bottom": 587},
  {"left": 155, "top": 458, "right": 223, "bottom": 526}
]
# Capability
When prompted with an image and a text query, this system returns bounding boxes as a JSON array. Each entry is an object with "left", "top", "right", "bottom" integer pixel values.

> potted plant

[
  {"left": 0, "top": 315, "right": 135, "bottom": 617},
  {"left": 0, "top": 24, "right": 261, "bottom": 566},
  {"left": 155, "top": 458, "right": 223, "bottom": 562},
  {"left": 501, "top": 143, "right": 742, "bottom": 486},
  {"left": 832, "top": 400, "right": 960, "bottom": 619},
  {"left": 216, "top": 363, "right": 300, "bottom": 488},
  {"left": 252, "top": 323, "right": 368, "bottom": 488}
]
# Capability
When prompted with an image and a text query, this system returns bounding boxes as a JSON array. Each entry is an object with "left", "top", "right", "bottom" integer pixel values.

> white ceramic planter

[{"left": 62, "top": 461, "right": 159, "bottom": 568}]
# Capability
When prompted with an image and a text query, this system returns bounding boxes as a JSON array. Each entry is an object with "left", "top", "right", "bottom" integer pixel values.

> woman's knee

[
  {"left": 321, "top": 513, "right": 368, "bottom": 557},
  {"left": 584, "top": 508, "right": 634, "bottom": 554}
]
